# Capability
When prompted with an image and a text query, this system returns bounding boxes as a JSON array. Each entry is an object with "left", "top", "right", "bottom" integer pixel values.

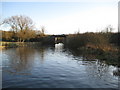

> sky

[{"left": 0, "top": 0, "right": 119, "bottom": 34}]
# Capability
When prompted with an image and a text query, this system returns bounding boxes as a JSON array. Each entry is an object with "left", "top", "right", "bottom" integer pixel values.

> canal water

[{"left": 1, "top": 43, "right": 119, "bottom": 88}]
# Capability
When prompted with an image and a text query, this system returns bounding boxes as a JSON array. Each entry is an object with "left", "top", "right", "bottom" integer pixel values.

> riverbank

[
  {"left": 65, "top": 32, "right": 119, "bottom": 66},
  {"left": 67, "top": 45, "right": 119, "bottom": 67},
  {"left": 0, "top": 42, "right": 42, "bottom": 48},
  {"left": 0, "top": 46, "right": 5, "bottom": 49}
]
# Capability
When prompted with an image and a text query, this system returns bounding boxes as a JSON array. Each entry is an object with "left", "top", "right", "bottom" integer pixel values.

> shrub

[{"left": 66, "top": 33, "right": 109, "bottom": 50}]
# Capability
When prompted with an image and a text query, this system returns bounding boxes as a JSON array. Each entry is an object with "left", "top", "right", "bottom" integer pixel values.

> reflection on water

[
  {"left": 55, "top": 43, "right": 64, "bottom": 48},
  {"left": 2, "top": 44, "right": 119, "bottom": 88}
]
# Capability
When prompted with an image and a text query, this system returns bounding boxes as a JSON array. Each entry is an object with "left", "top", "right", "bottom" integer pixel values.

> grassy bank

[
  {"left": 0, "top": 42, "right": 43, "bottom": 48},
  {"left": 66, "top": 32, "right": 119, "bottom": 67},
  {"left": 66, "top": 33, "right": 118, "bottom": 51},
  {"left": 1, "top": 34, "right": 55, "bottom": 48}
]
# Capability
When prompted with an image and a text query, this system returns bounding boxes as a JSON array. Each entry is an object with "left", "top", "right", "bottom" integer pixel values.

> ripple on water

[
  {"left": 59, "top": 73, "right": 67, "bottom": 77},
  {"left": 2, "top": 47, "right": 119, "bottom": 88}
]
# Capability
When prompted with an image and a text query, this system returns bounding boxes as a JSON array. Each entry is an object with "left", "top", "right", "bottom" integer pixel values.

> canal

[{"left": 1, "top": 43, "right": 119, "bottom": 88}]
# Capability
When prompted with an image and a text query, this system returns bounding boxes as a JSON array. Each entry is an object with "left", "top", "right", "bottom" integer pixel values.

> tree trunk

[
  {"left": 22, "top": 39, "right": 25, "bottom": 42},
  {"left": 19, "top": 38, "right": 22, "bottom": 42}
]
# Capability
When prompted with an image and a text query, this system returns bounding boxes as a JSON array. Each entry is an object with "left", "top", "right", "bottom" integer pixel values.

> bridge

[{"left": 51, "top": 34, "right": 67, "bottom": 44}]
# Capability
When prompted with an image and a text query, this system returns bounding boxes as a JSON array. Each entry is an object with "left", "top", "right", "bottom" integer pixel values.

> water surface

[{"left": 2, "top": 43, "right": 118, "bottom": 88}]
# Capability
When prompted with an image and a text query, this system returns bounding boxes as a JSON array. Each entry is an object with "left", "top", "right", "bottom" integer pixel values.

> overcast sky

[{"left": 0, "top": 0, "right": 119, "bottom": 34}]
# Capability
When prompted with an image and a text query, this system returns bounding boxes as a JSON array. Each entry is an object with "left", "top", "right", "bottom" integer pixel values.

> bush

[{"left": 66, "top": 33, "right": 109, "bottom": 50}]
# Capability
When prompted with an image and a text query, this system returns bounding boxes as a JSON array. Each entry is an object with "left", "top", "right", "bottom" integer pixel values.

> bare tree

[
  {"left": 17, "top": 29, "right": 36, "bottom": 42},
  {"left": 2, "top": 15, "right": 34, "bottom": 33},
  {"left": 41, "top": 26, "right": 45, "bottom": 37},
  {"left": 2, "top": 15, "right": 35, "bottom": 42},
  {"left": 36, "top": 26, "right": 46, "bottom": 37},
  {"left": 105, "top": 25, "right": 114, "bottom": 33},
  {"left": 101, "top": 25, "right": 114, "bottom": 33}
]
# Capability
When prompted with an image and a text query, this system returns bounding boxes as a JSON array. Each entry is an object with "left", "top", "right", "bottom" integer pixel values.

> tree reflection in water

[
  {"left": 3, "top": 47, "right": 35, "bottom": 74},
  {"left": 35, "top": 47, "right": 46, "bottom": 64},
  {"left": 3, "top": 47, "right": 48, "bottom": 74},
  {"left": 15, "top": 47, "right": 35, "bottom": 72}
]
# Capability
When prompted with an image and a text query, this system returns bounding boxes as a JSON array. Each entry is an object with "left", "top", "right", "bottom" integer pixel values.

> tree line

[
  {"left": 1, "top": 15, "right": 46, "bottom": 42},
  {"left": 1, "top": 15, "right": 120, "bottom": 48}
]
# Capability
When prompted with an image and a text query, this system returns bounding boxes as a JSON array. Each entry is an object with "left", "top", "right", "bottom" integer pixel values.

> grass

[
  {"left": 1, "top": 42, "right": 18, "bottom": 48},
  {"left": 0, "top": 41, "right": 43, "bottom": 48},
  {"left": 65, "top": 33, "right": 119, "bottom": 67}
]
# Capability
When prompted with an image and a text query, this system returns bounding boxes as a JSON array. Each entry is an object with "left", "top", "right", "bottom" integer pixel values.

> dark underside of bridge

[{"left": 51, "top": 34, "right": 67, "bottom": 44}]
